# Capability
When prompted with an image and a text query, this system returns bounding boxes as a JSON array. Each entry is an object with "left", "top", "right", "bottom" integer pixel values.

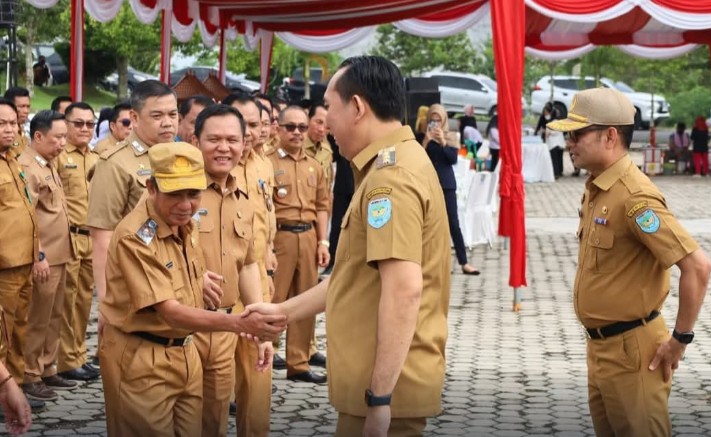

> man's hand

[
  {"left": 266, "top": 250, "right": 278, "bottom": 272},
  {"left": 363, "top": 406, "right": 390, "bottom": 437},
  {"left": 317, "top": 245, "right": 330, "bottom": 268},
  {"left": 649, "top": 338, "right": 686, "bottom": 382},
  {"left": 33, "top": 259, "right": 50, "bottom": 284},
  {"left": 0, "top": 376, "right": 32, "bottom": 435},
  {"left": 234, "top": 305, "right": 287, "bottom": 341},
  {"left": 202, "top": 271, "right": 224, "bottom": 310},
  {"left": 268, "top": 277, "right": 275, "bottom": 299},
  {"left": 255, "top": 341, "right": 274, "bottom": 372},
  {"left": 98, "top": 312, "right": 106, "bottom": 337}
]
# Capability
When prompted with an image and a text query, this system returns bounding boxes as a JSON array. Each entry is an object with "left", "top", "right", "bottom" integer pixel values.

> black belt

[
  {"left": 134, "top": 331, "right": 193, "bottom": 347},
  {"left": 208, "top": 307, "right": 233, "bottom": 314},
  {"left": 69, "top": 225, "right": 90, "bottom": 236},
  {"left": 277, "top": 223, "right": 313, "bottom": 233},
  {"left": 586, "top": 311, "right": 660, "bottom": 340}
]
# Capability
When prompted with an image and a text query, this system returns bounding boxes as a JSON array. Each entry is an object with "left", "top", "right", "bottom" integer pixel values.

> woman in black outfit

[{"left": 417, "top": 104, "right": 480, "bottom": 275}]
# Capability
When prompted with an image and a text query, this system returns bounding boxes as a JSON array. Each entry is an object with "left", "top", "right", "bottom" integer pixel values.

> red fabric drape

[
  {"left": 491, "top": 0, "right": 527, "bottom": 288},
  {"left": 653, "top": 0, "right": 711, "bottom": 13},
  {"left": 530, "top": 0, "right": 622, "bottom": 13}
]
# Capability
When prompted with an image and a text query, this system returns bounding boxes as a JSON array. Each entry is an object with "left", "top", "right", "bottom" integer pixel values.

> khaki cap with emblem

[
  {"left": 547, "top": 87, "right": 636, "bottom": 132},
  {"left": 148, "top": 142, "right": 207, "bottom": 193}
]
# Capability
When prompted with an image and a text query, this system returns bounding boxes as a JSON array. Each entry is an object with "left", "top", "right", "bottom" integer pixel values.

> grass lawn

[{"left": 31, "top": 84, "right": 119, "bottom": 112}]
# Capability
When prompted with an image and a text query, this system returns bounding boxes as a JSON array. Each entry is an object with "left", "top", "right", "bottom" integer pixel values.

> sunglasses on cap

[
  {"left": 564, "top": 125, "right": 611, "bottom": 143},
  {"left": 119, "top": 118, "right": 131, "bottom": 127},
  {"left": 66, "top": 120, "right": 96, "bottom": 129},
  {"left": 279, "top": 123, "right": 308, "bottom": 133}
]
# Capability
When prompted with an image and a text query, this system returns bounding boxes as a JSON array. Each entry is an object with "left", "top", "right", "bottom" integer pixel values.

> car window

[
  {"left": 553, "top": 79, "right": 579, "bottom": 90},
  {"left": 433, "top": 76, "right": 457, "bottom": 88},
  {"left": 480, "top": 78, "right": 497, "bottom": 91},
  {"left": 584, "top": 79, "right": 598, "bottom": 89}
]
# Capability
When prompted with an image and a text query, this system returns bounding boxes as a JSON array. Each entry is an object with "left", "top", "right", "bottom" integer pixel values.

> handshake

[{"left": 235, "top": 302, "right": 287, "bottom": 343}]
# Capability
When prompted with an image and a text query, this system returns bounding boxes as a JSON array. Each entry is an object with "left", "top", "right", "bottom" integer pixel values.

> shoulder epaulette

[{"left": 100, "top": 140, "right": 130, "bottom": 160}]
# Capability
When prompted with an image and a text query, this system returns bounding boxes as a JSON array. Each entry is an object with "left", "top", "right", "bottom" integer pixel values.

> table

[{"left": 522, "top": 136, "right": 555, "bottom": 183}]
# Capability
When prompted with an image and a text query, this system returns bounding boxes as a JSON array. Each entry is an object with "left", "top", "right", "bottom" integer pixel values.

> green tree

[{"left": 371, "top": 24, "right": 482, "bottom": 76}]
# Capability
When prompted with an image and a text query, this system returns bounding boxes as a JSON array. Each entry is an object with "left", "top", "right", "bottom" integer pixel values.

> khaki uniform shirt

[
  {"left": 266, "top": 147, "right": 329, "bottom": 223},
  {"left": 57, "top": 143, "right": 100, "bottom": 227},
  {"left": 0, "top": 150, "right": 38, "bottom": 268},
  {"left": 237, "top": 150, "right": 276, "bottom": 248},
  {"left": 196, "top": 174, "right": 255, "bottom": 309},
  {"left": 325, "top": 126, "right": 451, "bottom": 417},
  {"left": 86, "top": 132, "right": 151, "bottom": 230},
  {"left": 574, "top": 154, "right": 698, "bottom": 328},
  {"left": 304, "top": 136, "right": 333, "bottom": 189},
  {"left": 11, "top": 131, "right": 28, "bottom": 157},
  {"left": 18, "top": 148, "right": 71, "bottom": 266},
  {"left": 101, "top": 199, "right": 204, "bottom": 337},
  {"left": 93, "top": 133, "right": 119, "bottom": 156}
]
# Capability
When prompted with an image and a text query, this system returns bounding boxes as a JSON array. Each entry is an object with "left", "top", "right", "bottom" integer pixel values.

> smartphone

[{"left": 427, "top": 121, "right": 437, "bottom": 131}]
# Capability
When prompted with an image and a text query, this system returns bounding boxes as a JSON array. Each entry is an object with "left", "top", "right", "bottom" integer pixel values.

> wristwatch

[
  {"left": 38, "top": 251, "right": 46, "bottom": 262},
  {"left": 318, "top": 240, "right": 330, "bottom": 248},
  {"left": 672, "top": 329, "right": 694, "bottom": 344},
  {"left": 365, "top": 389, "right": 391, "bottom": 407}
]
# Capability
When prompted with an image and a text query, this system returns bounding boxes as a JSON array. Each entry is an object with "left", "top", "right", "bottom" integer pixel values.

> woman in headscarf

[
  {"left": 418, "top": 104, "right": 480, "bottom": 275},
  {"left": 690, "top": 116, "right": 709, "bottom": 176}
]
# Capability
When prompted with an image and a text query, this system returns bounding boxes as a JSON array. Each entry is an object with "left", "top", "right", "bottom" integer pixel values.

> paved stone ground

[{"left": 9, "top": 168, "right": 711, "bottom": 437}]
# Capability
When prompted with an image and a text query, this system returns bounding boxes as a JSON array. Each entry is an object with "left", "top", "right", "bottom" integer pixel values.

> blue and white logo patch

[
  {"left": 367, "top": 198, "right": 392, "bottom": 229},
  {"left": 635, "top": 209, "right": 660, "bottom": 234}
]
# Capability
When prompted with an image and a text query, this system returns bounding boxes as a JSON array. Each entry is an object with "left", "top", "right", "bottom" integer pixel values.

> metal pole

[{"left": 513, "top": 287, "right": 522, "bottom": 312}]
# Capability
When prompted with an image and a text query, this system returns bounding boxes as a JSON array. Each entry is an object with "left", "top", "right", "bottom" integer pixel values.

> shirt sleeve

[
  {"left": 364, "top": 167, "right": 424, "bottom": 266},
  {"left": 315, "top": 165, "right": 329, "bottom": 212},
  {"left": 625, "top": 193, "right": 699, "bottom": 269},
  {"left": 87, "top": 159, "right": 130, "bottom": 230}
]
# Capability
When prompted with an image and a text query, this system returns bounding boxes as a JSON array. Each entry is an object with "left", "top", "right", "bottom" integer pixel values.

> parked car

[
  {"left": 420, "top": 71, "right": 499, "bottom": 116},
  {"left": 170, "top": 67, "right": 260, "bottom": 94},
  {"left": 531, "top": 75, "right": 670, "bottom": 129},
  {"left": 33, "top": 43, "right": 68, "bottom": 85},
  {"left": 100, "top": 67, "right": 159, "bottom": 94},
  {"left": 278, "top": 67, "right": 329, "bottom": 104}
]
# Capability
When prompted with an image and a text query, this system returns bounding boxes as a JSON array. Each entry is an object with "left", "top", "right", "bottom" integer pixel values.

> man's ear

[
  {"left": 146, "top": 178, "right": 157, "bottom": 196},
  {"left": 352, "top": 95, "right": 366, "bottom": 122}
]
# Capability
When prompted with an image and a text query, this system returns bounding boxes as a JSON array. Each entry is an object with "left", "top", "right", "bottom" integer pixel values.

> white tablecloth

[
  {"left": 522, "top": 139, "right": 555, "bottom": 183},
  {"left": 455, "top": 158, "right": 498, "bottom": 248}
]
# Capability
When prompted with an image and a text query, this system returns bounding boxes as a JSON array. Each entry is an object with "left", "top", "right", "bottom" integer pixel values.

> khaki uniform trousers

[
  {"left": 194, "top": 329, "right": 238, "bottom": 437},
  {"left": 335, "top": 413, "right": 426, "bottom": 437},
  {"left": 59, "top": 232, "right": 94, "bottom": 372},
  {"left": 100, "top": 324, "right": 203, "bottom": 437},
  {"left": 272, "top": 228, "right": 318, "bottom": 376},
  {"left": 23, "top": 264, "right": 66, "bottom": 382},
  {"left": 587, "top": 314, "right": 672, "bottom": 437},
  {"left": 0, "top": 265, "right": 32, "bottom": 381}
]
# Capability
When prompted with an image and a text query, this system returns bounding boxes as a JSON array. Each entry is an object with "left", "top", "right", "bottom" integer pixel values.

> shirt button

[
  {"left": 588, "top": 202, "right": 593, "bottom": 208},
  {"left": 595, "top": 238, "right": 600, "bottom": 244},
  {"left": 237, "top": 212, "right": 242, "bottom": 218}
]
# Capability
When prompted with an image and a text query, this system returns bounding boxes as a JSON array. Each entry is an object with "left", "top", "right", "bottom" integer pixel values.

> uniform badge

[
  {"left": 274, "top": 169, "right": 286, "bottom": 177},
  {"left": 191, "top": 208, "right": 208, "bottom": 223},
  {"left": 635, "top": 209, "right": 660, "bottom": 234},
  {"left": 136, "top": 219, "right": 158, "bottom": 245},
  {"left": 277, "top": 148, "right": 287, "bottom": 158},
  {"left": 601, "top": 206, "right": 608, "bottom": 215},
  {"left": 376, "top": 147, "right": 396, "bottom": 169},
  {"left": 64, "top": 157, "right": 77, "bottom": 169},
  {"left": 131, "top": 141, "right": 146, "bottom": 154},
  {"left": 165, "top": 261, "right": 174, "bottom": 269},
  {"left": 277, "top": 187, "right": 287, "bottom": 198},
  {"left": 368, "top": 197, "right": 392, "bottom": 229},
  {"left": 136, "top": 163, "right": 152, "bottom": 177},
  {"left": 627, "top": 201, "right": 648, "bottom": 217},
  {"left": 34, "top": 155, "right": 48, "bottom": 167},
  {"left": 366, "top": 187, "right": 392, "bottom": 200}
]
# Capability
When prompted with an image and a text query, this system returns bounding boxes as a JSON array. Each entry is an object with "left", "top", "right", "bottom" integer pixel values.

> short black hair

[
  {"left": 333, "top": 56, "right": 404, "bottom": 122},
  {"left": 278, "top": 105, "right": 308, "bottom": 124},
  {"left": 30, "top": 110, "right": 65, "bottom": 139},
  {"left": 194, "top": 104, "right": 245, "bottom": 139},
  {"left": 65, "top": 102, "right": 95, "bottom": 119},
  {"left": 110, "top": 102, "right": 132, "bottom": 123},
  {"left": 308, "top": 103, "right": 327, "bottom": 119},
  {"left": 253, "top": 93, "right": 273, "bottom": 113},
  {"left": 4, "top": 86, "right": 29, "bottom": 102},
  {"left": 179, "top": 95, "right": 214, "bottom": 118},
  {"left": 617, "top": 125, "right": 635, "bottom": 149},
  {"left": 51, "top": 96, "right": 73, "bottom": 112},
  {"left": 222, "top": 93, "right": 253, "bottom": 107},
  {"left": 0, "top": 98, "right": 17, "bottom": 114},
  {"left": 130, "top": 80, "right": 176, "bottom": 113}
]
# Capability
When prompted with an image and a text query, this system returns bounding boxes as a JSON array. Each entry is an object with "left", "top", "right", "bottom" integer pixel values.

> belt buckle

[{"left": 183, "top": 335, "right": 193, "bottom": 346}]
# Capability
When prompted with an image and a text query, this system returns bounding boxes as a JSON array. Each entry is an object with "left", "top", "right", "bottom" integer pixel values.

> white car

[
  {"left": 531, "top": 75, "right": 670, "bottom": 129},
  {"left": 421, "top": 71, "right": 499, "bottom": 116}
]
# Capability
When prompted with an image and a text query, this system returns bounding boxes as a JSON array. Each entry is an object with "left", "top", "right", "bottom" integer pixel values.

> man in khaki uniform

[
  {"left": 177, "top": 95, "right": 213, "bottom": 142},
  {"left": 94, "top": 102, "right": 132, "bottom": 155},
  {"left": 87, "top": 80, "right": 178, "bottom": 345},
  {"left": 3, "top": 87, "right": 30, "bottom": 157},
  {"left": 548, "top": 88, "right": 711, "bottom": 436},
  {"left": 56, "top": 102, "right": 101, "bottom": 382},
  {"left": 245, "top": 56, "right": 452, "bottom": 436},
  {"left": 0, "top": 99, "right": 39, "bottom": 386},
  {"left": 267, "top": 106, "right": 330, "bottom": 384},
  {"left": 226, "top": 95, "right": 276, "bottom": 436},
  {"left": 100, "top": 142, "right": 285, "bottom": 437},
  {"left": 18, "top": 110, "right": 79, "bottom": 401}
]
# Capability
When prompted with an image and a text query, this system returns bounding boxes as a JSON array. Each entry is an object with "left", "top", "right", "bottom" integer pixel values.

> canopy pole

[
  {"left": 159, "top": 8, "right": 172, "bottom": 84},
  {"left": 513, "top": 288, "right": 522, "bottom": 312},
  {"left": 218, "top": 30, "right": 227, "bottom": 85},
  {"left": 259, "top": 31, "right": 274, "bottom": 93},
  {"left": 69, "top": 0, "right": 84, "bottom": 101}
]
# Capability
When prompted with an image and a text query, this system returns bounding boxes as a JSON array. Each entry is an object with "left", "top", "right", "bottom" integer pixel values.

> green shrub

[{"left": 668, "top": 86, "right": 711, "bottom": 124}]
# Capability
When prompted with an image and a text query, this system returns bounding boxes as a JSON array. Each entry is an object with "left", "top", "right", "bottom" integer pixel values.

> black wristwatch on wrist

[
  {"left": 672, "top": 329, "right": 694, "bottom": 344},
  {"left": 365, "top": 389, "right": 391, "bottom": 407},
  {"left": 38, "top": 251, "right": 46, "bottom": 262}
]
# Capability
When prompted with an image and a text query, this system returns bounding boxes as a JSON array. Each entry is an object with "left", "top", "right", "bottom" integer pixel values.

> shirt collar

[
  {"left": 591, "top": 154, "right": 633, "bottom": 192},
  {"left": 206, "top": 172, "right": 242, "bottom": 196},
  {"left": 351, "top": 125, "right": 413, "bottom": 172},
  {"left": 145, "top": 197, "right": 194, "bottom": 240}
]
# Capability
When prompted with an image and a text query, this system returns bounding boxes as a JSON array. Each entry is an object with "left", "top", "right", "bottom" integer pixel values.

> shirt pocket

[
  {"left": 47, "top": 180, "right": 60, "bottom": 208},
  {"left": 587, "top": 228, "right": 615, "bottom": 273},
  {"left": 0, "top": 174, "right": 14, "bottom": 206},
  {"left": 335, "top": 207, "right": 351, "bottom": 262},
  {"left": 170, "top": 265, "right": 188, "bottom": 305},
  {"left": 234, "top": 216, "right": 253, "bottom": 243}
]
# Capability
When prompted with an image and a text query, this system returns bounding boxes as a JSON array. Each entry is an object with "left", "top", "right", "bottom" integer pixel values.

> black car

[
  {"left": 100, "top": 67, "right": 159, "bottom": 94},
  {"left": 170, "top": 67, "right": 260, "bottom": 94},
  {"left": 278, "top": 67, "right": 328, "bottom": 104}
]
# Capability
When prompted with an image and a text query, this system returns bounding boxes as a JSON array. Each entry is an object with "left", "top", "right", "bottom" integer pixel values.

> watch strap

[{"left": 365, "top": 389, "right": 391, "bottom": 406}]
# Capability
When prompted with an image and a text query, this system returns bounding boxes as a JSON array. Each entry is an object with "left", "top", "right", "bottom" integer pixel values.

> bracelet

[
  {"left": 318, "top": 240, "right": 330, "bottom": 248},
  {"left": 0, "top": 374, "right": 13, "bottom": 389}
]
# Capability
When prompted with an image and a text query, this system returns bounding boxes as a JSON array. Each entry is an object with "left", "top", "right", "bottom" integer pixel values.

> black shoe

[
  {"left": 82, "top": 363, "right": 100, "bottom": 376},
  {"left": 308, "top": 352, "right": 327, "bottom": 367},
  {"left": 58, "top": 366, "right": 99, "bottom": 382},
  {"left": 272, "top": 354, "right": 286, "bottom": 370},
  {"left": 27, "top": 397, "right": 46, "bottom": 413},
  {"left": 287, "top": 371, "right": 327, "bottom": 384},
  {"left": 272, "top": 384, "right": 277, "bottom": 394},
  {"left": 41, "top": 375, "right": 79, "bottom": 390},
  {"left": 90, "top": 356, "right": 100, "bottom": 368},
  {"left": 229, "top": 401, "right": 236, "bottom": 416}
]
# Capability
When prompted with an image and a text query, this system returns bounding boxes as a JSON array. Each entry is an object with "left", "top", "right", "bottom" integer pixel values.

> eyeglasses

[
  {"left": 279, "top": 123, "right": 308, "bottom": 133},
  {"left": 119, "top": 118, "right": 131, "bottom": 127},
  {"left": 564, "top": 126, "right": 610, "bottom": 143},
  {"left": 66, "top": 120, "right": 96, "bottom": 129}
]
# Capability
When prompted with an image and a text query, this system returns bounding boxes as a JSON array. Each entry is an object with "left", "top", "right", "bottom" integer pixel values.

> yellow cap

[
  {"left": 547, "top": 87, "right": 636, "bottom": 132},
  {"left": 148, "top": 142, "right": 207, "bottom": 193}
]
